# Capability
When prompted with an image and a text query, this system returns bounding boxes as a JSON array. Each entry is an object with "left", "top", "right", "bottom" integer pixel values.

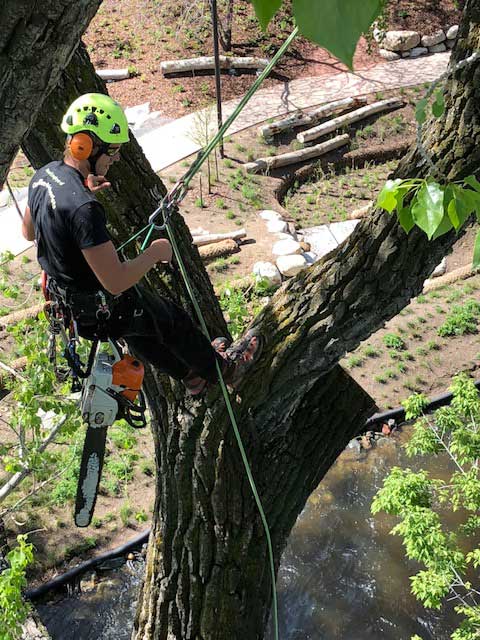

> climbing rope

[{"left": 117, "top": 27, "right": 299, "bottom": 640}]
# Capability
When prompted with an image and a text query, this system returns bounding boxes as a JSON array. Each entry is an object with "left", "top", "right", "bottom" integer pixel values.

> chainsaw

[
  {"left": 74, "top": 340, "right": 147, "bottom": 527},
  {"left": 43, "top": 275, "right": 148, "bottom": 527}
]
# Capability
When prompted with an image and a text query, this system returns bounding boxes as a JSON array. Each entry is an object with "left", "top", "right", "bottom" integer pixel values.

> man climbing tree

[{"left": 2, "top": 0, "right": 480, "bottom": 638}]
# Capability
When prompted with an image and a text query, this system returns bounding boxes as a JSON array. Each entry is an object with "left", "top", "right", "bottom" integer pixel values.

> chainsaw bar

[{"left": 74, "top": 425, "right": 108, "bottom": 527}]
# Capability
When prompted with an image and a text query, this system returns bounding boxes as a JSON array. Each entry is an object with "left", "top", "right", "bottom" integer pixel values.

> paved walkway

[
  {"left": 1, "top": 52, "right": 450, "bottom": 256},
  {"left": 140, "top": 51, "right": 450, "bottom": 171}
]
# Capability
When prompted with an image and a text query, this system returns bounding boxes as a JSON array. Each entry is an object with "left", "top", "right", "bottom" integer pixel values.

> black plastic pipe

[
  {"left": 364, "top": 378, "right": 480, "bottom": 429},
  {"left": 25, "top": 529, "right": 150, "bottom": 602}
]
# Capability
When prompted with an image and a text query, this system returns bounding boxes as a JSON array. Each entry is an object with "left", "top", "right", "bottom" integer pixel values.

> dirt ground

[
  {"left": 79, "top": 0, "right": 462, "bottom": 118},
  {"left": 0, "top": 0, "right": 470, "bottom": 579}
]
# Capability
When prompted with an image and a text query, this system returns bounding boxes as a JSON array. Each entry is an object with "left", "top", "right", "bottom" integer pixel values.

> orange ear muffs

[{"left": 69, "top": 132, "right": 93, "bottom": 160}]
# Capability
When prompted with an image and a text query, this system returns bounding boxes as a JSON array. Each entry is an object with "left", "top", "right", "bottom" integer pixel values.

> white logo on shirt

[
  {"left": 45, "top": 168, "right": 65, "bottom": 186},
  {"left": 32, "top": 179, "right": 57, "bottom": 211}
]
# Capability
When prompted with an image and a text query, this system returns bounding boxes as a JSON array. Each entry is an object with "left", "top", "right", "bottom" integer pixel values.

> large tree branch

[{"left": 0, "top": 0, "right": 103, "bottom": 188}]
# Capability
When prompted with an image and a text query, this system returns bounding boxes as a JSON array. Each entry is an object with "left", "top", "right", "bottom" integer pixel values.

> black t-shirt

[{"left": 28, "top": 161, "right": 110, "bottom": 291}]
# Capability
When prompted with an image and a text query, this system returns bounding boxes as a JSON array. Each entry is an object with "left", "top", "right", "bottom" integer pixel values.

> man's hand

[
  {"left": 148, "top": 239, "right": 173, "bottom": 264},
  {"left": 86, "top": 174, "right": 111, "bottom": 193}
]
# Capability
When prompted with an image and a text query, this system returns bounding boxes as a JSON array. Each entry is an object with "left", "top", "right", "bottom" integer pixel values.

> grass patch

[
  {"left": 382, "top": 333, "right": 406, "bottom": 350},
  {"left": 438, "top": 300, "right": 480, "bottom": 337}
]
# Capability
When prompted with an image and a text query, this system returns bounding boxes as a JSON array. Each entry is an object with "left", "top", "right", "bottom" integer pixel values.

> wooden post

[{"left": 210, "top": 0, "right": 224, "bottom": 158}]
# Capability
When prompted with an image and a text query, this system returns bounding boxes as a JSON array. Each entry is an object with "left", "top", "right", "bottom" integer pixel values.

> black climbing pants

[{"left": 69, "top": 285, "right": 222, "bottom": 383}]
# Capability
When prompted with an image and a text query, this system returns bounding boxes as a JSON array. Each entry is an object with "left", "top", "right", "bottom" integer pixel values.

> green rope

[
  {"left": 115, "top": 28, "right": 300, "bottom": 638},
  {"left": 164, "top": 222, "right": 279, "bottom": 640}
]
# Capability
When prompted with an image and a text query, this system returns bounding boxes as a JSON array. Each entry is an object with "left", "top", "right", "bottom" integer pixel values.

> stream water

[{"left": 37, "top": 430, "right": 459, "bottom": 640}]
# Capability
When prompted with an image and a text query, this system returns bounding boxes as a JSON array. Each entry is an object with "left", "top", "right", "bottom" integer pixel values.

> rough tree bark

[
  {"left": 0, "top": 0, "right": 102, "bottom": 189},
  {"left": 14, "top": 1, "right": 480, "bottom": 638}
]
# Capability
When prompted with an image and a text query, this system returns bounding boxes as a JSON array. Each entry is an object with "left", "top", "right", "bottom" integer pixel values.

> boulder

[
  {"left": 432, "top": 257, "right": 447, "bottom": 278},
  {"left": 401, "top": 51, "right": 410, "bottom": 59},
  {"left": 428, "top": 42, "right": 447, "bottom": 54},
  {"left": 272, "top": 238, "right": 303, "bottom": 256},
  {"left": 276, "top": 254, "right": 307, "bottom": 277},
  {"left": 381, "top": 30, "right": 421, "bottom": 52},
  {"left": 276, "top": 232, "right": 294, "bottom": 240},
  {"left": 421, "top": 30, "right": 446, "bottom": 47},
  {"left": 252, "top": 261, "right": 282, "bottom": 286},
  {"left": 267, "top": 218, "right": 288, "bottom": 234},
  {"left": 259, "top": 209, "right": 282, "bottom": 222},
  {"left": 446, "top": 39, "right": 456, "bottom": 49},
  {"left": 379, "top": 49, "right": 401, "bottom": 61},
  {"left": 446, "top": 25, "right": 459, "bottom": 40},
  {"left": 300, "top": 220, "right": 359, "bottom": 259},
  {"left": 409, "top": 46, "right": 429, "bottom": 58}
]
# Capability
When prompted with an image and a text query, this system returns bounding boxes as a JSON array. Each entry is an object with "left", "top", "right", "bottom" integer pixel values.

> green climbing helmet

[{"left": 61, "top": 93, "right": 129, "bottom": 144}]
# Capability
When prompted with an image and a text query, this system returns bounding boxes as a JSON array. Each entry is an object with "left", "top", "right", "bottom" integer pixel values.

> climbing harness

[{"left": 43, "top": 276, "right": 147, "bottom": 527}]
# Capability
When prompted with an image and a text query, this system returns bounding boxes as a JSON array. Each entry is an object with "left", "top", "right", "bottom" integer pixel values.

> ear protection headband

[{"left": 69, "top": 132, "right": 94, "bottom": 161}]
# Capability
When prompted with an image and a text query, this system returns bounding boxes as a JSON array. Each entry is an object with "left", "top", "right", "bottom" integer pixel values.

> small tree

[
  {"left": 187, "top": 104, "right": 217, "bottom": 194},
  {"left": 372, "top": 374, "right": 480, "bottom": 639}
]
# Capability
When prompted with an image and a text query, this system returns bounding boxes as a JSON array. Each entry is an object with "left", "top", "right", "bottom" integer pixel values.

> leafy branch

[{"left": 372, "top": 374, "right": 480, "bottom": 639}]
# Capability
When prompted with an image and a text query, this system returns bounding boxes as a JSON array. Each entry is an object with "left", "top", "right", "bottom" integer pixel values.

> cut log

[
  {"left": 243, "top": 134, "right": 350, "bottom": 174},
  {"left": 0, "top": 302, "right": 48, "bottom": 330},
  {"left": 198, "top": 239, "right": 239, "bottom": 261},
  {"left": 96, "top": 68, "right": 130, "bottom": 81},
  {"left": 297, "top": 98, "right": 404, "bottom": 144},
  {"left": 423, "top": 264, "right": 477, "bottom": 292},
  {"left": 259, "top": 96, "right": 368, "bottom": 140},
  {"left": 192, "top": 229, "right": 247, "bottom": 246},
  {"left": 349, "top": 202, "right": 374, "bottom": 220},
  {"left": 0, "top": 357, "right": 28, "bottom": 388},
  {"left": 161, "top": 56, "right": 269, "bottom": 75}
]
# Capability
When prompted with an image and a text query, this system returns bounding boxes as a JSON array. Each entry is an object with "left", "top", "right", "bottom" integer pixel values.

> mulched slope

[{"left": 384, "top": 0, "right": 462, "bottom": 34}]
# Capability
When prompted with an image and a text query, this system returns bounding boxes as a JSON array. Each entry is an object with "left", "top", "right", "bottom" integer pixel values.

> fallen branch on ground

[
  {"left": 192, "top": 229, "right": 246, "bottom": 246},
  {"left": 297, "top": 98, "right": 404, "bottom": 144},
  {"left": 243, "top": 134, "right": 349, "bottom": 174},
  {"left": 259, "top": 96, "right": 368, "bottom": 139}
]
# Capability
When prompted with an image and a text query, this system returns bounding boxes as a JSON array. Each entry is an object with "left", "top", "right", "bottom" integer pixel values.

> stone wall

[{"left": 375, "top": 25, "right": 458, "bottom": 61}]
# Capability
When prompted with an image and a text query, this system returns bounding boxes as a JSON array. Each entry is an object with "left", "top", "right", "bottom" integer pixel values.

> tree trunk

[
  {"left": 0, "top": 0, "right": 102, "bottom": 188},
  {"left": 11, "top": 1, "right": 480, "bottom": 638},
  {"left": 217, "top": 0, "right": 234, "bottom": 52},
  {"left": 133, "top": 5, "right": 480, "bottom": 638}
]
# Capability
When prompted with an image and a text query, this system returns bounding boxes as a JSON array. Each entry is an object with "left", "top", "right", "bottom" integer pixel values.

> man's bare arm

[
  {"left": 82, "top": 238, "right": 172, "bottom": 295},
  {"left": 22, "top": 206, "right": 35, "bottom": 241}
]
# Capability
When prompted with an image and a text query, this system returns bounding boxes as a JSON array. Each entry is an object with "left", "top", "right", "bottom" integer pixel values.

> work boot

[
  {"left": 182, "top": 337, "right": 231, "bottom": 395},
  {"left": 221, "top": 330, "right": 263, "bottom": 388}
]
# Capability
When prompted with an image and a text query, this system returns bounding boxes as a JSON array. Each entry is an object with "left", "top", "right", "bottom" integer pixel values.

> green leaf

[
  {"left": 377, "top": 178, "right": 403, "bottom": 213},
  {"left": 454, "top": 185, "right": 480, "bottom": 225},
  {"left": 431, "top": 90, "right": 445, "bottom": 118},
  {"left": 292, "top": 0, "right": 382, "bottom": 68},
  {"left": 398, "top": 206, "right": 415, "bottom": 233},
  {"left": 250, "top": 0, "right": 283, "bottom": 29},
  {"left": 464, "top": 175, "right": 480, "bottom": 193},
  {"left": 415, "top": 98, "right": 428, "bottom": 125},
  {"left": 473, "top": 230, "right": 480, "bottom": 269},
  {"left": 411, "top": 181, "right": 445, "bottom": 239},
  {"left": 431, "top": 214, "right": 453, "bottom": 240}
]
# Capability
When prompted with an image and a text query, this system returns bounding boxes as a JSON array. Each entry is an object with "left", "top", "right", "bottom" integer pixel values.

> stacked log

[
  {"left": 259, "top": 96, "right": 368, "bottom": 140},
  {"left": 198, "top": 239, "right": 239, "bottom": 261},
  {"left": 243, "top": 134, "right": 350, "bottom": 174},
  {"left": 192, "top": 230, "right": 246, "bottom": 246},
  {"left": 297, "top": 98, "right": 404, "bottom": 144}
]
